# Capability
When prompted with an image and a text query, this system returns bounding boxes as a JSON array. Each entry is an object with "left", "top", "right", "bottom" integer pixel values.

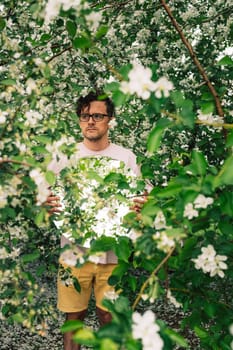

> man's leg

[
  {"left": 64, "top": 310, "right": 87, "bottom": 350},
  {"left": 94, "top": 263, "right": 117, "bottom": 327},
  {"left": 96, "top": 306, "right": 112, "bottom": 326}
]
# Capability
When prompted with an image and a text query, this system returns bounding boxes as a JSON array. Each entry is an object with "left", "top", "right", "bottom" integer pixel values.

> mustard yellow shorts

[{"left": 57, "top": 262, "right": 117, "bottom": 312}]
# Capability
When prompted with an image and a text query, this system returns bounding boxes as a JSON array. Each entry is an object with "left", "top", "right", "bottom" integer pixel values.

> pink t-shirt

[{"left": 60, "top": 142, "right": 139, "bottom": 265}]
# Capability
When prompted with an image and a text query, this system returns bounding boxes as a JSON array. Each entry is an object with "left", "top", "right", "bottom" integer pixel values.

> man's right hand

[{"left": 44, "top": 193, "right": 62, "bottom": 215}]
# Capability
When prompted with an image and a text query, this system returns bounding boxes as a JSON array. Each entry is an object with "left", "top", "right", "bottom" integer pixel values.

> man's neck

[{"left": 83, "top": 138, "right": 110, "bottom": 151}]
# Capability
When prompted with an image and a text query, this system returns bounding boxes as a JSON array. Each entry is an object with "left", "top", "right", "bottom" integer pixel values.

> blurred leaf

[
  {"left": 91, "top": 236, "right": 117, "bottom": 252},
  {"left": 73, "top": 35, "right": 92, "bottom": 49},
  {"left": 66, "top": 20, "right": 77, "bottom": 37},
  {"left": 61, "top": 320, "right": 83, "bottom": 333},
  {"left": 226, "top": 130, "right": 233, "bottom": 148},
  {"left": 194, "top": 326, "right": 209, "bottom": 339},
  {"left": 115, "top": 237, "right": 131, "bottom": 262},
  {"left": 214, "top": 155, "right": 233, "bottom": 187},
  {"left": 191, "top": 150, "right": 207, "bottom": 176},
  {"left": 100, "top": 338, "right": 118, "bottom": 350},
  {"left": 200, "top": 101, "right": 215, "bottom": 114},
  {"left": 95, "top": 25, "right": 108, "bottom": 39},
  {"left": 22, "top": 250, "right": 40, "bottom": 263},
  {"left": 73, "top": 328, "right": 96, "bottom": 346},
  {"left": 73, "top": 277, "right": 81, "bottom": 293},
  {"left": 0, "top": 17, "right": 6, "bottom": 31},
  {"left": 217, "top": 55, "right": 233, "bottom": 66},
  {"left": 34, "top": 208, "right": 47, "bottom": 226},
  {"left": 180, "top": 99, "right": 195, "bottom": 128},
  {"left": 165, "top": 328, "right": 188, "bottom": 347},
  {"left": 0, "top": 79, "right": 16, "bottom": 86},
  {"left": 147, "top": 119, "right": 171, "bottom": 154},
  {"left": 45, "top": 170, "right": 56, "bottom": 185},
  {"left": 112, "top": 90, "right": 127, "bottom": 106}
]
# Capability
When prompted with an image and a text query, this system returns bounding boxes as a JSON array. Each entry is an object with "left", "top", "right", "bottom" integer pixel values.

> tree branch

[
  {"left": 132, "top": 246, "right": 175, "bottom": 310},
  {"left": 160, "top": 0, "right": 224, "bottom": 119}
]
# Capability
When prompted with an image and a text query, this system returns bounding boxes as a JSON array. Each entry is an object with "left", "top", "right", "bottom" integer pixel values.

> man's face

[{"left": 79, "top": 101, "right": 111, "bottom": 142}]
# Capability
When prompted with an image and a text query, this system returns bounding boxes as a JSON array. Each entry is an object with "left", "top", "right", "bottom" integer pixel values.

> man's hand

[{"left": 44, "top": 192, "right": 62, "bottom": 215}]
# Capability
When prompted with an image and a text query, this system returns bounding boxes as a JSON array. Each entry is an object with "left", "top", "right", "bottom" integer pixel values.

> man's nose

[{"left": 88, "top": 116, "right": 96, "bottom": 123}]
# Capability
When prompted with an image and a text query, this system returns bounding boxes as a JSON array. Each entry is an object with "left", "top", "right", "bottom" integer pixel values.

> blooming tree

[{"left": 0, "top": 0, "right": 233, "bottom": 348}]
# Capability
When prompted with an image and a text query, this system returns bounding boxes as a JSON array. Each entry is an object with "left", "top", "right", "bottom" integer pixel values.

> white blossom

[
  {"left": 85, "top": 11, "right": 102, "bottom": 32},
  {"left": 194, "top": 194, "right": 214, "bottom": 209},
  {"left": 108, "top": 118, "right": 118, "bottom": 129},
  {"left": 25, "top": 78, "right": 38, "bottom": 94},
  {"left": 132, "top": 310, "right": 163, "bottom": 350},
  {"left": 24, "top": 110, "right": 43, "bottom": 128},
  {"left": 153, "top": 210, "right": 167, "bottom": 230},
  {"left": 167, "top": 290, "right": 182, "bottom": 308},
  {"left": 0, "top": 186, "right": 8, "bottom": 208},
  {"left": 183, "top": 203, "right": 198, "bottom": 219},
  {"left": 44, "top": 0, "right": 81, "bottom": 24},
  {"left": 153, "top": 77, "right": 174, "bottom": 98},
  {"left": 153, "top": 230, "right": 175, "bottom": 253},
  {"left": 0, "top": 111, "right": 7, "bottom": 124},
  {"left": 104, "top": 290, "right": 119, "bottom": 301},
  {"left": 120, "top": 62, "right": 157, "bottom": 100},
  {"left": 192, "top": 244, "right": 228, "bottom": 278},
  {"left": 29, "top": 168, "right": 50, "bottom": 205}
]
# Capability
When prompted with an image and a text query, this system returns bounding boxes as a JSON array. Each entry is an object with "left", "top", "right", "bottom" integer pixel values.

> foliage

[{"left": 0, "top": 0, "right": 233, "bottom": 349}]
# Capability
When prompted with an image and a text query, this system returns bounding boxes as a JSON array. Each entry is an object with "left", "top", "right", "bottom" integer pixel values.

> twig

[
  {"left": 0, "top": 158, "right": 32, "bottom": 167},
  {"left": 160, "top": 0, "right": 224, "bottom": 120},
  {"left": 47, "top": 46, "right": 72, "bottom": 63},
  {"left": 132, "top": 246, "right": 175, "bottom": 310}
]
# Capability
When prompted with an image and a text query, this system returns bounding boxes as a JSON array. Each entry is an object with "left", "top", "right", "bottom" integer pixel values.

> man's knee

[
  {"left": 96, "top": 307, "right": 112, "bottom": 326},
  {"left": 66, "top": 309, "right": 87, "bottom": 322}
]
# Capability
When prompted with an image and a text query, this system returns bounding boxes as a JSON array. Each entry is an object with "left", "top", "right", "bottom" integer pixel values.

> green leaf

[
  {"left": 165, "top": 328, "right": 188, "bottom": 347},
  {"left": 115, "top": 237, "right": 131, "bottom": 262},
  {"left": 21, "top": 250, "right": 40, "bottom": 263},
  {"left": 90, "top": 237, "right": 117, "bottom": 252},
  {"left": 34, "top": 208, "right": 46, "bottom": 226},
  {"left": 147, "top": 119, "right": 171, "bottom": 154},
  {"left": 73, "top": 277, "right": 81, "bottom": 293},
  {"left": 151, "top": 182, "right": 182, "bottom": 198},
  {"left": 95, "top": 25, "right": 108, "bottom": 40},
  {"left": 226, "top": 130, "right": 233, "bottom": 148},
  {"left": 66, "top": 20, "right": 77, "bottom": 37},
  {"left": 112, "top": 90, "right": 127, "bottom": 106},
  {"left": 41, "top": 85, "right": 54, "bottom": 94},
  {"left": 0, "top": 17, "right": 6, "bottom": 31},
  {"left": 191, "top": 150, "right": 207, "bottom": 176},
  {"left": 214, "top": 155, "right": 233, "bottom": 187},
  {"left": 100, "top": 338, "right": 118, "bottom": 350},
  {"left": 171, "top": 91, "right": 185, "bottom": 107},
  {"left": 0, "top": 79, "right": 16, "bottom": 86},
  {"left": 61, "top": 320, "right": 83, "bottom": 333},
  {"left": 73, "top": 36, "right": 92, "bottom": 49},
  {"left": 180, "top": 99, "right": 195, "bottom": 128},
  {"left": 73, "top": 328, "right": 96, "bottom": 346},
  {"left": 194, "top": 326, "right": 209, "bottom": 339},
  {"left": 200, "top": 101, "right": 215, "bottom": 114},
  {"left": 217, "top": 55, "right": 233, "bottom": 66},
  {"left": 45, "top": 170, "right": 56, "bottom": 185}
]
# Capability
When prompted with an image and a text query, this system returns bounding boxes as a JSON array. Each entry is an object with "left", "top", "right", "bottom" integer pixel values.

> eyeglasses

[{"left": 79, "top": 113, "right": 110, "bottom": 122}]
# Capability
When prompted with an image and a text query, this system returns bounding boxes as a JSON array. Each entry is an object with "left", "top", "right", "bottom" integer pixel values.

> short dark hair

[{"left": 76, "top": 91, "right": 115, "bottom": 117}]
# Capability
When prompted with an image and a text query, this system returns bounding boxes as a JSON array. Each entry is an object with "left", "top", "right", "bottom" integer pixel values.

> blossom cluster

[
  {"left": 54, "top": 156, "right": 142, "bottom": 249},
  {"left": 192, "top": 244, "right": 228, "bottom": 278},
  {"left": 184, "top": 194, "right": 214, "bottom": 220},
  {"left": 120, "top": 61, "right": 173, "bottom": 100},
  {"left": 132, "top": 310, "right": 164, "bottom": 350}
]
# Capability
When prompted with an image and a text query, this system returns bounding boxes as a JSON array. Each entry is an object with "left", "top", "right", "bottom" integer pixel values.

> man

[{"left": 48, "top": 91, "right": 144, "bottom": 350}]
